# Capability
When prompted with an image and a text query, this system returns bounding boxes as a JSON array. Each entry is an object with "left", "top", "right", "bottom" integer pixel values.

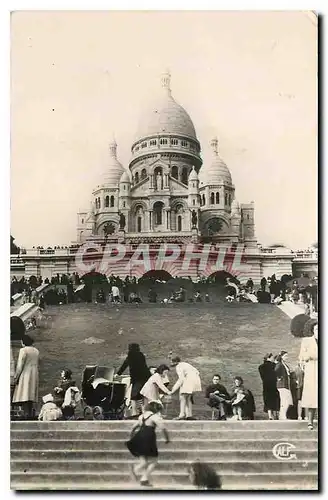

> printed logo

[{"left": 272, "top": 442, "right": 297, "bottom": 460}]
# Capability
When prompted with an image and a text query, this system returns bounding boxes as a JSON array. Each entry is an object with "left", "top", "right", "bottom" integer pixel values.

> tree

[{"left": 10, "top": 235, "right": 20, "bottom": 255}]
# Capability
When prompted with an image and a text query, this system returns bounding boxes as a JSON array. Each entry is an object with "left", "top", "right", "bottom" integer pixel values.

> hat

[{"left": 42, "top": 393, "right": 54, "bottom": 403}]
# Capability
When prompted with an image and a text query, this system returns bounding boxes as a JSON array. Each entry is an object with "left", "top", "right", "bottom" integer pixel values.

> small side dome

[
  {"left": 188, "top": 166, "right": 198, "bottom": 181},
  {"left": 199, "top": 137, "right": 232, "bottom": 186},
  {"left": 120, "top": 170, "right": 131, "bottom": 183}
]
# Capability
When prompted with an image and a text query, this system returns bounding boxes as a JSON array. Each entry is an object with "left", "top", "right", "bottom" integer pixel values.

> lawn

[{"left": 24, "top": 301, "right": 301, "bottom": 418}]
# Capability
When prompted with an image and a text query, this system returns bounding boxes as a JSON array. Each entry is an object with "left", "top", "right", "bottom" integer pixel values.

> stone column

[{"left": 149, "top": 210, "right": 153, "bottom": 231}]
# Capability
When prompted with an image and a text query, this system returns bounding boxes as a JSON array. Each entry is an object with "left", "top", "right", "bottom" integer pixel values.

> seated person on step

[
  {"left": 205, "top": 374, "right": 231, "bottom": 420},
  {"left": 230, "top": 376, "right": 256, "bottom": 420}
]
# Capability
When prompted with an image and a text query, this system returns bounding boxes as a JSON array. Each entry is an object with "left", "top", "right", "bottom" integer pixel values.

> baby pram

[{"left": 81, "top": 365, "right": 130, "bottom": 420}]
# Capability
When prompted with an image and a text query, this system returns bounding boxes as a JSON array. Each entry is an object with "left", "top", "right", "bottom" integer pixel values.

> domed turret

[
  {"left": 199, "top": 137, "right": 232, "bottom": 186},
  {"left": 188, "top": 166, "right": 198, "bottom": 182},
  {"left": 97, "top": 138, "right": 124, "bottom": 188},
  {"left": 120, "top": 170, "right": 131, "bottom": 184}
]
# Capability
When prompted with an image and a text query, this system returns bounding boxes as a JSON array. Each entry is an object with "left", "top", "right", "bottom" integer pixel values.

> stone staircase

[{"left": 11, "top": 420, "right": 318, "bottom": 491}]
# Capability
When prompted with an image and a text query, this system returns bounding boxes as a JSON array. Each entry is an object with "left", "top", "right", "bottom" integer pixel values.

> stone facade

[{"left": 76, "top": 71, "right": 256, "bottom": 247}]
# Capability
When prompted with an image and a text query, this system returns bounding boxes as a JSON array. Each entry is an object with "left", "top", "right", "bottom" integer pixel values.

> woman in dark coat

[
  {"left": 116, "top": 343, "right": 151, "bottom": 417},
  {"left": 258, "top": 353, "right": 280, "bottom": 419}
]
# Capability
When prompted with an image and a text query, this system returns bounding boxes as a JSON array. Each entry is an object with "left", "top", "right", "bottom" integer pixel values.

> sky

[{"left": 10, "top": 10, "right": 317, "bottom": 250}]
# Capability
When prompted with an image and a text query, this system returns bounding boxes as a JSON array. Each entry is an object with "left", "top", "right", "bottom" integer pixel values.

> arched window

[
  {"left": 81, "top": 218, "right": 84, "bottom": 224},
  {"left": 98, "top": 197, "right": 101, "bottom": 209},
  {"left": 135, "top": 172, "right": 139, "bottom": 184},
  {"left": 137, "top": 217, "right": 142, "bottom": 232},
  {"left": 150, "top": 139, "right": 157, "bottom": 146},
  {"left": 216, "top": 192, "right": 220, "bottom": 204},
  {"left": 210, "top": 192, "right": 215, "bottom": 204},
  {"left": 153, "top": 201, "right": 164, "bottom": 225},
  {"left": 225, "top": 193, "right": 228, "bottom": 205},
  {"left": 177, "top": 216, "right": 182, "bottom": 231},
  {"left": 181, "top": 167, "right": 188, "bottom": 185},
  {"left": 171, "top": 166, "right": 178, "bottom": 179},
  {"left": 105, "top": 195, "right": 109, "bottom": 207},
  {"left": 110, "top": 196, "right": 115, "bottom": 208},
  {"left": 192, "top": 199, "right": 195, "bottom": 206},
  {"left": 202, "top": 194, "right": 206, "bottom": 205},
  {"left": 123, "top": 201, "right": 126, "bottom": 208},
  {"left": 95, "top": 199, "right": 98, "bottom": 209},
  {"left": 228, "top": 194, "right": 231, "bottom": 205},
  {"left": 141, "top": 168, "right": 147, "bottom": 179}
]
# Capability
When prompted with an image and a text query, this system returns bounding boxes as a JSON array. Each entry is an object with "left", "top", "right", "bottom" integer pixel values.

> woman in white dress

[
  {"left": 299, "top": 321, "right": 318, "bottom": 430},
  {"left": 140, "top": 365, "right": 171, "bottom": 406},
  {"left": 170, "top": 356, "right": 202, "bottom": 420},
  {"left": 12, "top": 335, "right": 39, "bottom": 419}
]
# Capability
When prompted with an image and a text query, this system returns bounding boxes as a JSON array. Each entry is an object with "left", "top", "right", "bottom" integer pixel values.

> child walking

[{"left": 126, "top": 401, "right": 170, "bottom": 487}]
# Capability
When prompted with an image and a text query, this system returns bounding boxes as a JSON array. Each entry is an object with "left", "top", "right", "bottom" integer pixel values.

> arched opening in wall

[
  {"left": 141, "top": 168, "right": 147, "bottom": 180},
  {"left": 208, "top": 270, "right": 239, "bottom": 285},
  {"left": 134, "top": 205, "right": 144, "bottom": 232},
  {"left": 228, "top": 194, "right": 231, "bottom": 205},
  {"left": 171, "top": 166, "right": 178, "bottom": 180},
  {"left": 210, "top": 192, "right": 215, "bottom": 205},
  {"left": 177, "top": 215, "right": 182, "bottom": 232},
  {"left": 181, "top": 167, "right": 188, "bottom": 185},
  {"left": 139, "top": 269, "right": 173, "bottom": 283},
  {"left": 110, "top": 196, "right": 115, "bottom": 208},
  {"left": 202, "top": 194, "right": 206, "bottom": 205},
  {"left": 135, "top": 172, "right": 139, "bottom": 184},
  {"left": 206, "top": 217, "right": 223, "bottom": 236},
  {"left": 105, "top": 196, "right": 109, "bottom": 207},
  {"left": 98, "top": 197, "right": 101, "bottom": 209},
  {"left": 154, "top": 167, "right": 163, "bottom": 190},
  {"left": 216, "top": 192, "right": 220, "bottom": 204},
  {"left": 80, "top": 231, "right": 84, "bottom": 239},
  {"left": 225, "top": 193, "right": 228, "bottom": 205},
  {"left": 153, "top": 201, "right": 164, "bottom": 226}
]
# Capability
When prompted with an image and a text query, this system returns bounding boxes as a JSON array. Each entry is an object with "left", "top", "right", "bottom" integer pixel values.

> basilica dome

[
  {"left": 199, "top": 138, "right": 232, "bottom": 186},
  {"left": 134, "top": 71, "right": 197, "bottom": 142},
  {"left": 97, "top": 139, "right": 124, "bottom": 187}
]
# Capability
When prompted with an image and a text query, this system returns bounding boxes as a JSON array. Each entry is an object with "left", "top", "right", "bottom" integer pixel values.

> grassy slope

[{"left": 29, "top": 302, "right": 301, "bottom": 418}]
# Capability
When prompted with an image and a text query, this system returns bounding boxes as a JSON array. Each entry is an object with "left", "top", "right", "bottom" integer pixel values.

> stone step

[
  {"left": 10, "top": 481, "right": 318, "bottom": 491},
  {"left": 11, "top": 420, "right": 317, "bottom": 430},
  {"left": 10, "top": 471, "right": 318, "bottom": 489},
  {"left": 11, "top": 429, "right": 318, "bottom": 441},
  {"left": 11, "top": 449, "right": 318, "bottom": 461},
  {"left": 11, "top": 438, "right": 318, "bottom": 451},
  {"left": 11, "top": 459, "right": 318, "bottom": 474}
]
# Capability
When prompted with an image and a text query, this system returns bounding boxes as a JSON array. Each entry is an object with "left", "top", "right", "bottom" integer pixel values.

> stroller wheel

[
  {"left": 93, "top": 406, "right": 104, "bottom": 420},
  {"left": 83, "top": 406, "right": 93, "bottom": 420}
]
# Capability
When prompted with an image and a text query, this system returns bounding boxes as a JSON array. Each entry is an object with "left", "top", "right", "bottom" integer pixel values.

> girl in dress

[
  {"left": 140, "top": 365, "right": 171, "bottom": 406},
  {"left": 299, "top": 321, "right": 318, "bottom": 430},
  {"left": 127, "top": 401, "right": 170, "bottom": 487},
  {"left": 170, "top": 356, "right": 202, "bottom": 420}
]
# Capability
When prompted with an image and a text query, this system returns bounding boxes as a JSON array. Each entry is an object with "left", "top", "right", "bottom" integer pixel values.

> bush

[
  {"left": 290, "top": 314, "right": 311, "bottom": 338},
  {"left": 303, "top": 318, "right": 318, "bottom": 337}
]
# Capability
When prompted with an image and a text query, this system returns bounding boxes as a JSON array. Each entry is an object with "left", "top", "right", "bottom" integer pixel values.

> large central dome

[{"left": 134, "top": 71, "right": 197, "bottom": 142}]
